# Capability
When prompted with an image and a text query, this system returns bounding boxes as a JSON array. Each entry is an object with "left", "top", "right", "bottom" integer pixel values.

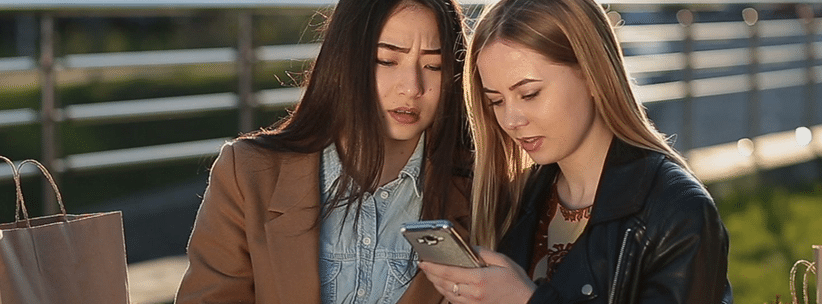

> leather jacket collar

[
  {"left": 514, "top": 137, "right": 664, "bottom": 229},
  {"left": 498, "top": 138, "right": 732, "bottom": 304}
]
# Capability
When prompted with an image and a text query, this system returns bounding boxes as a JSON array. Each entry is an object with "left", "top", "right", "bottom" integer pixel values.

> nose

[
  {"left": 397, "top": 65, "right": 424, "bottom": 98},
  {"left": 500, "top": 103, "right": 528, "bottom": 130}
]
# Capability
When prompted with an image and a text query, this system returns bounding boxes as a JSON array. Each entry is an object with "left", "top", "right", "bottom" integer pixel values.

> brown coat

[{"left": 175, "top": 140, "right": 470, "bottom": 303}]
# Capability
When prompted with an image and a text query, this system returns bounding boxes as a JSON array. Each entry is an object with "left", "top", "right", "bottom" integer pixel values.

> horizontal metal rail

[
  {"left": 0, "top": 138, "right": 231, "bottom": 179},
  {"left": 0, "top": 56, "right": 35, "bottom": 72},
  {"left": 634, "top": 65, "right": 822, "bottom": 103},
  {"left": 617, "top": 19, "right": 822, "bottom": 43},
  {"left": 624, "top": 42, "right": 821, "bottom": 74},
  {"left": 0, "top": 87, "right": 303, "bottom": 127},
  {"left": 0, "top": 43, "right": 321, "bottom": 72}
]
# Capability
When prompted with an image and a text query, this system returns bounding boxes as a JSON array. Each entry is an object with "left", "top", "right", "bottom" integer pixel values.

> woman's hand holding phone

[
  {"left": 418, "top": 247, "right": 537, "bottom": 304},
  {"left": 400, "top": 220, "right": 485, "bottom": 268}
]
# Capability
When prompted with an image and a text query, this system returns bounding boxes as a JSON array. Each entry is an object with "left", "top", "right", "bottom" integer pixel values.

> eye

[
  {"left": 487, "top": 97, "right": 503, "bottom": 107},
  {"left": 424, "top": 64, "right": 442, "bottom": 71},
  {"left": 522, "top": 90, "right": 540, "bottom": 100},
  {"left": 377, "top": 59, "right": 396, "bottom": 66}
]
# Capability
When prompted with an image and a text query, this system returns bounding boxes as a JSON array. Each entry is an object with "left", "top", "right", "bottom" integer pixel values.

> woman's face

[
  {"left": 477, "top": 40, "right": 603, "bottom": 165},
  {"left": 375, "top": 3, "right": 442, "bottom": 144}
]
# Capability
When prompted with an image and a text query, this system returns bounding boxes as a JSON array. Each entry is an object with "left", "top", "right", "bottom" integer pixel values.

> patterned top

[{"left": 529, "top": 181, "right": 592, "bottom": 281}]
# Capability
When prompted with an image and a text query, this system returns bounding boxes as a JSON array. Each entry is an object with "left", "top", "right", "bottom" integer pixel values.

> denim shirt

[{"left": 318, "top": 137, "right": 424, "bottom": 304}]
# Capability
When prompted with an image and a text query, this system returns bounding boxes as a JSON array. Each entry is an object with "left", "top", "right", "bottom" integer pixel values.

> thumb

[{"left": 474, "top": 246, "right": 510, "bottom": 267}]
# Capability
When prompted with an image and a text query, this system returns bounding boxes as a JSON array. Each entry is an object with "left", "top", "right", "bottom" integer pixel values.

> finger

[
  {"left": 475, "top": 247, "right": 504, "bottom": 265},
  {"left": 420, "top": 263, "right": 457, "bottom": 296},
  {"left": 419, "top": 261, "right": 480, "bottom": 284},
  {"left": 444, "top": 283, "right": 469, "bottom": 304},
  {"left": 435, "top": 277, "right": 472, "bottom": 302},
  {"left": 420, "top": 263, "right": 474, "bottom": 303},
  {"left": 451, "top": 282, "right": 478, "bottom": 301}
]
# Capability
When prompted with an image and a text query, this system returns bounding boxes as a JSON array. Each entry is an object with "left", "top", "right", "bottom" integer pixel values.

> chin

[
  {"left": 386, "top": 131, "right": 423, "bottom": 142},
  {"left": 526, "top": 153, "right": 557, "bottom": 166}
]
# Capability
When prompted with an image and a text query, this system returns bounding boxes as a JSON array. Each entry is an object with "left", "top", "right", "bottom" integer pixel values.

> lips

[
  {"left": 388, "top": 107, "right": 420, "bottom": 124},
  {"left": 518, "top": 136, "right": 543, "bottom": 152}
]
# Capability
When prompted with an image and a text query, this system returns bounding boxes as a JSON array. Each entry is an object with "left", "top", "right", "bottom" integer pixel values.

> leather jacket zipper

[{"left": 609, "top": 228, "right": 632, "bottom": 304}]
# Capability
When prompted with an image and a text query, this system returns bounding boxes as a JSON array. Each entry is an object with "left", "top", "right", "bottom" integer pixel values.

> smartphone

[{"left": 400, "top": 219, "right": 486, "bottom": 268}]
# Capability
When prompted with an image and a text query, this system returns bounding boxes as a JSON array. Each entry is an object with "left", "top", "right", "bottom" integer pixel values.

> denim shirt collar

[{"left": 321, "top": 134, "right": 425, "bottom": 197}]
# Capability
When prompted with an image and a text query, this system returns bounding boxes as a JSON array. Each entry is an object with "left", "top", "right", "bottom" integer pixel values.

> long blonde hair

[{"left": 466, "top": 0, "right": 691, "bottom": 248}]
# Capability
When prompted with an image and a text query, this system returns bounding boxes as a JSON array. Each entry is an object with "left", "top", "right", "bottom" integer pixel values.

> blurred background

[{"left": 0, "top": 0, "right": 820, "bottom": 303}]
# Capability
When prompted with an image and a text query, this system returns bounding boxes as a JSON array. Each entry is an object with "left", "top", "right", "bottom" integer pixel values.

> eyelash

[
  {"left": 377, "top": 59, "right": 396, "bottom": 66},
  {"left": 523, "top": 91, "right": 540, "bottom": 100},
  {"left": 376, "top": 59, "right": 441, "bottom": 71},
  {"left": 487, "top": 90, "right": 540, "bottom": 107}
]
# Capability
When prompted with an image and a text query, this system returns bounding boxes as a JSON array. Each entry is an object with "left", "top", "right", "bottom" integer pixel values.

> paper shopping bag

[{"left": 0, "top": 157, "right": 130, "bottom": 303}]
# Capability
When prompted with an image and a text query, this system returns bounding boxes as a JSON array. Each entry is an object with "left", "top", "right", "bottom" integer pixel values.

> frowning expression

[{"left": 375, "top": 3, "right": 442, "bottom": 144}]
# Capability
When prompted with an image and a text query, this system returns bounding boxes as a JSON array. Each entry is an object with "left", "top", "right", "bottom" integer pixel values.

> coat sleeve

[
  {"left": 175, "top": 143, "right": 256, "bottom": 303},
  {"left": 637, "top": 188, "right": 731, "bottom": 303}
]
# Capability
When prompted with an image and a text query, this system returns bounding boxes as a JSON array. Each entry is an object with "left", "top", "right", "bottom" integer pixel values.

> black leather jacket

[{"left": 498, "top": 139, "right": 733, "bottom": 303}]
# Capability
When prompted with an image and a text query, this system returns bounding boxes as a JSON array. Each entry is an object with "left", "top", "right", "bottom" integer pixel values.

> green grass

[{"left": 714, "top": 182, "right": 821, "bottom": 304}]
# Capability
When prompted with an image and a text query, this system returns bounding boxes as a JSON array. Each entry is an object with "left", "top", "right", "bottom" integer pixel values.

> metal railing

[{"left": 0, "top": 0, "right": 820, "bottom": 215}]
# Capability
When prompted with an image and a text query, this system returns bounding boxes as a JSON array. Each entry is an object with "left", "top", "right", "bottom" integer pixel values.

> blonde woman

[{"left": 418, "top": 0, "right": 732, "bottom": 303}]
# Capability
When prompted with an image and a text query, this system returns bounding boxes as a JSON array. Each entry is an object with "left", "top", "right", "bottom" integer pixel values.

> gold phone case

[{"left": 401, "top": 220, "right": 485, "bottom": 268}]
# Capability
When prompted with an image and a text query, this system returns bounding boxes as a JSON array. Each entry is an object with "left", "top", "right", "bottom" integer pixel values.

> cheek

[
  {"left": 375, "top": 68, "right": 390, "bottom": 97},
  {"left": 425, "top": 73, "right": 441, "bottom": 94},
  {"left": 424, "top": 74, "right": 442, "bottom": 108},
  {"left": 491, "top": 109, "right": 511, "bottom": 136}
]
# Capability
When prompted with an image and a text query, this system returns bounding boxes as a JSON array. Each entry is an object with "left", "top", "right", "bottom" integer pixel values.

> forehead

[
  {"left": 378, "top": 4, "right": 441, "bottom": 48},
  {"left": 477, "top": 41, "right": 545, "bottom": 86}
]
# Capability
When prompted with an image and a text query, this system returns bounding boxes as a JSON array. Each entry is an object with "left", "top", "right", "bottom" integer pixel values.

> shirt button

[
  {"left": 357, "top": 288, "right": 366, "bottom": 297},
  {"left": 379, "top": 191, "right": 389, "bottom": 199},
  {"left": 581, "top": 284, "right": 593, "bottom": 295},
  {"left": 363, "top": 237, "right": 372, "bottom": 245}
]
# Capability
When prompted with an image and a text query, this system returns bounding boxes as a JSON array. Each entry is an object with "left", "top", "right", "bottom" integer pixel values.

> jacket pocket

[
  {"left": 319, "top": 259, "right": 342, "bottom": 303},
  {"left": 388, "top": 258, "right": 417, "bottom": 287}
]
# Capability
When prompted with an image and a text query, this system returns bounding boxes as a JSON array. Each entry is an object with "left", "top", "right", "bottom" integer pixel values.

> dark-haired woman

[{"left": 174, "top": 0, "right": 471, "bottom": 303}]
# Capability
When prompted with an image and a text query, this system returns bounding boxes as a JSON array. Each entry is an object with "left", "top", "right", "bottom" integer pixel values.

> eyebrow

[
  {"left": 483, "top": 78, "right": 542, "bottom": 94},
  {"left": 378, "top": 42, "right": 441, "bottom": 55}
]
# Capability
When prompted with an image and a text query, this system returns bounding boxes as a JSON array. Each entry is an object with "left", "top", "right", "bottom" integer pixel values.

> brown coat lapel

[{"left": 177, "top": 140, "right": 469, "bottom": 304}]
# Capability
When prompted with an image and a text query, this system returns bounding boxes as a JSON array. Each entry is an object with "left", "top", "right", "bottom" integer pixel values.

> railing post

[
  {"left": 815, "top": 245, "right": 821, "bottom": 304},
  {"left": 237, "top": 11, "right": 255, "bottom": 133},
  {"left": 39, "top": 13, "right": 58, "bottom": 215},
  {"left": 677, "top": 9, "right": 695, "bottom": 153},
  {"left": 798, "top": 4, "right": 817, "bottom": 153},
  {"left": 743, "top": 7, "right": 761, "bottom": 171}
]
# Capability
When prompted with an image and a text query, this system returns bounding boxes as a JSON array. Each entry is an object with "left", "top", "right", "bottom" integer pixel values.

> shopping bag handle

[
  {"left": 1, "top": 156, "right": 30, "bottom": 227},
  {"left": 16, "top": 159, "right": 67, "bottom": 226}
]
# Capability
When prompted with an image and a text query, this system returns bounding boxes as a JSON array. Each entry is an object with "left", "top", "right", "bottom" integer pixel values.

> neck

[
  {"left": 555, "top": 119, "right": 613, "bottom": 210},
  {"left": 379, "top": 134, "right": 422, "bottom": 186}
]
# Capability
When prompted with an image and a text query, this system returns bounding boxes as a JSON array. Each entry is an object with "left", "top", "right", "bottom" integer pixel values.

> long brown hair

[
  {"left": 242, "top": 0, "right": 470, "bottom": 224},
  {"left": 465, "top": 0, "right": 689, "bottom": 248}
]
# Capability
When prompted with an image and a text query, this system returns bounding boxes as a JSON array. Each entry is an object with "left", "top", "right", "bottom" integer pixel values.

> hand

[{"left": 418, "top": 247, "right": 537, "bottom": 304}]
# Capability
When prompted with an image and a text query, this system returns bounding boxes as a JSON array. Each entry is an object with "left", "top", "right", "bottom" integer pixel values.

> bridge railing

[{"left": 0, "top": 0, "right": 820, "bottom": 212}]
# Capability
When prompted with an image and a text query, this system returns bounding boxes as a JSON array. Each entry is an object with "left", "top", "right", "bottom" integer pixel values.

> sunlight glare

[
  {"left": 737, "top": 138, "right": 754, "bottom": 157},
  {"left": 795, "top": 127, "right": 812, "bottom": 147}
]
